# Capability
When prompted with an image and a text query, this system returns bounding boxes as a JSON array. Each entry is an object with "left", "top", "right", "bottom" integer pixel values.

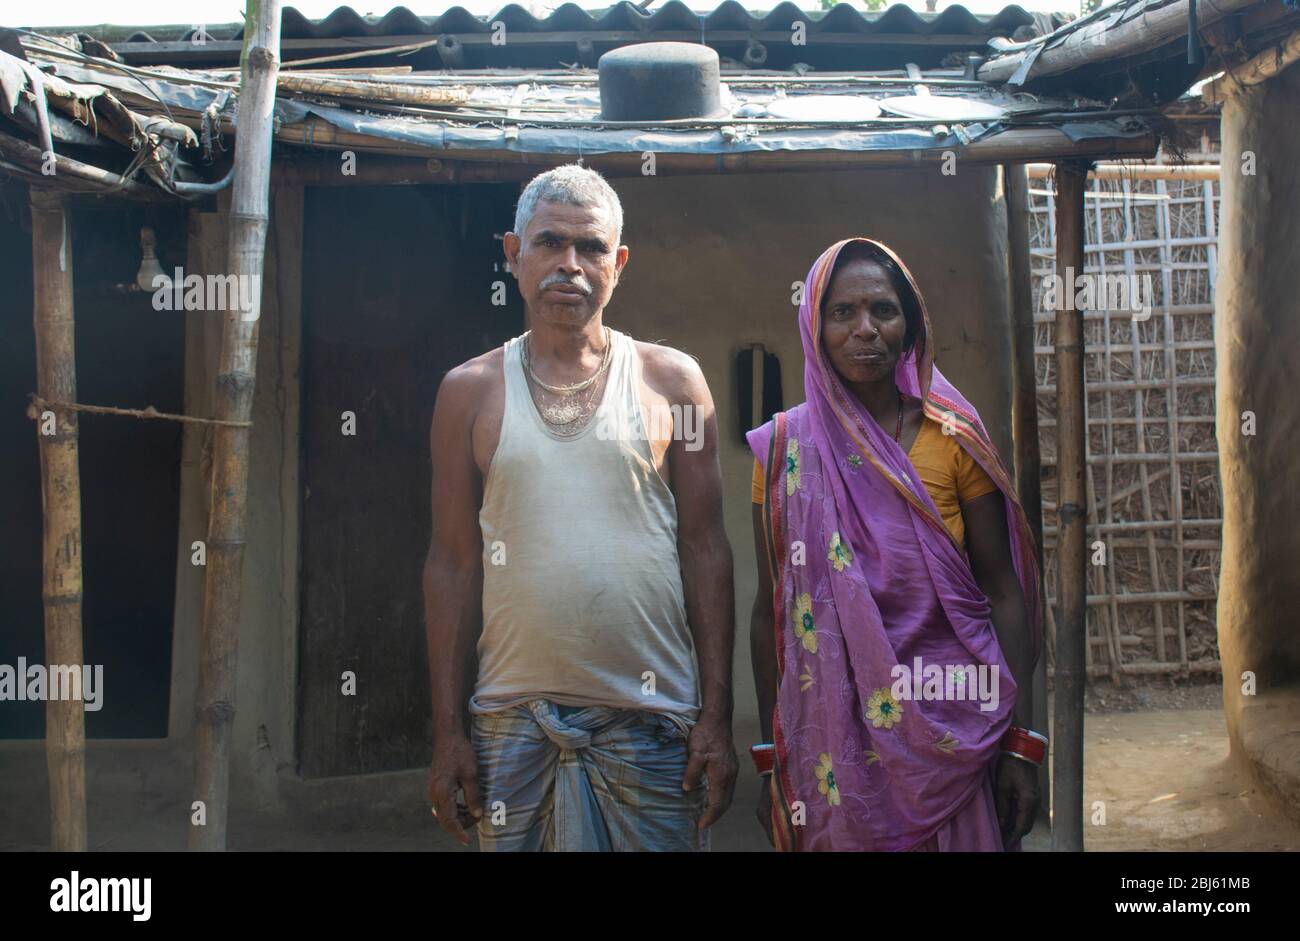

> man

[{"left": 423, "top": 164, "right": 737, "bottom": 851}]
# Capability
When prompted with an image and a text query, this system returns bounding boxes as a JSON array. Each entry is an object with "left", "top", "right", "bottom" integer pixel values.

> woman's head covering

[
  {"left": 748, "top": 237, "right": 1042, "bottom": 851},
  {"left": 797, "top": 236, "right": 1040, "bottom": 650},
  {"left": 805, "top": 237, "right": 935, "bottom": 402}
]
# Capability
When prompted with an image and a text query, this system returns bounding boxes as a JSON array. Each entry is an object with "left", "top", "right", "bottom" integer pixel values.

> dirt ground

[
  {"left": 1077, "top": 679, "right": 1300, "bottom": 851},
  {"left": 4, "top": 678, "right": 1297, "bottom": 851}
]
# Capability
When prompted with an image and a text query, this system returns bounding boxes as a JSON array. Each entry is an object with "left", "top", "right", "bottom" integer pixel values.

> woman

[{"left": 747, "top": 238, "right": 1044, "bottom": 851}]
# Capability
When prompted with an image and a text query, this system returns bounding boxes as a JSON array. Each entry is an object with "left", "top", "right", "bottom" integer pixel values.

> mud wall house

[{"left": 6, "top": 0, "right": 1292, "bottom": 839}]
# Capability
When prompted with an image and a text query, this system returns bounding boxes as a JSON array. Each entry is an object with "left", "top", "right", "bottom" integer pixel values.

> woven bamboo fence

[{"left": 1028, "top": 164, "right": 1222, "bottom": 680}]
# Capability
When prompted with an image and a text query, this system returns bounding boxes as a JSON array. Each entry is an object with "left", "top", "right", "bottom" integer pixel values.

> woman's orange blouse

[{"left": 751, "top": 415, "right": 998, "bottom": 548}]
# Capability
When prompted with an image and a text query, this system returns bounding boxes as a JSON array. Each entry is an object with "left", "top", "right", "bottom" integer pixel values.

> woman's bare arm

[
  {"left": 963, "top": 490, "right": 1041, "bottom": 845},
  {"left": 751, "top": 502, "right": 778, "bottom": 743},
  {"left": 961, "top": 492, "right": 1034, "bottom": 727}
]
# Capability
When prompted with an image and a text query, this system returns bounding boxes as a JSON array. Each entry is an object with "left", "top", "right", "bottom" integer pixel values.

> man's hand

[
  {"left": 682, "top": 717, "right": 738, "bottom": 830},
  {"left": 993, "top": 753, "right": 1040, "bottom": 848},
  {"left": 427, "top": 735, "right": 484, "bottom": 847}
]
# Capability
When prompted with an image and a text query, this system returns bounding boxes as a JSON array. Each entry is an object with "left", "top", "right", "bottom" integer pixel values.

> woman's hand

[{"left": 993, "top": 753, "right": 1040, "bottom": 848}]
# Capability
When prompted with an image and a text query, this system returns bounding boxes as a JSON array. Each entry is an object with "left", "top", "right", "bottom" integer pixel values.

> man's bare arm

[
  {"left": 656, "top": 349, "right": 735, "bottom": 723},
  {"left": 423, "top": 362, "right": 488, "bottom": 844},
  {"left": 645, "top": 346, "right": 738, "bottom": 829}
]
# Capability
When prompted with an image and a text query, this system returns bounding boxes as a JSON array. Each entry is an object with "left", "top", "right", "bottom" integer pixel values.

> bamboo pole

[
  {"left": 1043, "top": 518, "right": 1219, "bottom": 534},
  {"left": 1095, "top": 192, "right": 1123, "bottom": 683},
  {"left": 0, "top": 130, "right": 169, "bottom": 200},
  {"left": 1026, "top": 163, "right": 1220, "bottom": 182},
  {"left": 1050, "top": 160, "right": 1090, "bottom": 853},
  {"left": 1006, "top": 164, "right": 1044, "bottom": 573},
  {"left": 1156, "top": 178, "right": 1189, "bottom": 677},
  {"left": 1038, "top": 379, "right": 1214, "bottom": 395},
  {"left": 188, "top": 0, "right": 282, "bottom": 852},
  {"left": 1046, "top": 590, "right": 1217, "bottom": 605},
  {"left": 1122, "top": 178, "right": 1167, "bottom": 666},
  {"left": 1032, "top": 305, "right": 1214, "bottom": 321},
  {"left": 29, "top": 189, "right": 88, "bottom": 852},
  {"left": 1083, "top": 661, "right": 1220, "bottom": 677},
  {"left": 273, "top": 72, "right": 470, "bottom": 106},
  {"left": 977, "top": 0, "right": 1258, "bottom": 85},
  {"left": 1003, "top": 163, "right": 1050, "bottom": 824},
  {"left": 1202, "top": 28, "right": 1300, "bottom": 104}
]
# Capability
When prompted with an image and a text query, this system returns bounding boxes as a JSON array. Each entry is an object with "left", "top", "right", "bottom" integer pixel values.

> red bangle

[
  {"left": 750, "top": 743, "right": 774, "bottom": 775},
  {"left": 1000, "top": 727, "right": 1047, "bottom": 766}
]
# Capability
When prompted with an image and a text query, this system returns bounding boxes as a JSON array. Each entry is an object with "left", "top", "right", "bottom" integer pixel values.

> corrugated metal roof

[
  {"left": 89, "top": 3, "right": 1069, "bottom": 74},
  {"left": 114, "top": 2, "right": 1056, "bottom": 43}
]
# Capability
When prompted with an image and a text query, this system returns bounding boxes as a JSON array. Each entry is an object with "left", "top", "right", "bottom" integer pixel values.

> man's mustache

[{"left": 539, "top": 274, "right": 592, "bottom": 295}]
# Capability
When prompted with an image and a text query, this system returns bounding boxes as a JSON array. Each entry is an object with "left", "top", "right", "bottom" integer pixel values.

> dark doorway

[
  {"left": 0, "top": 186, "right": 184, "bottom": 739},
  {"left": 298, "top": 184, "right": 522, "bottom": 777}
]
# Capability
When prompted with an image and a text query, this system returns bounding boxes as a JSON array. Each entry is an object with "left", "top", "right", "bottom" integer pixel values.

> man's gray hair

[{"left": 514, "top": 163, "right": 624, "bottom": 247}]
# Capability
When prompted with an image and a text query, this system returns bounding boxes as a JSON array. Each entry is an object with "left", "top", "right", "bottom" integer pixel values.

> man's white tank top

[{"left": 468, "top": 328, "right": 700, "bottom": 719}]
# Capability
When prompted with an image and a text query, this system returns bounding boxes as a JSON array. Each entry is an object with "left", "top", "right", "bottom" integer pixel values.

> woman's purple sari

[{"left": 748, "top": 238, "right": 1042, "bottom": 851}]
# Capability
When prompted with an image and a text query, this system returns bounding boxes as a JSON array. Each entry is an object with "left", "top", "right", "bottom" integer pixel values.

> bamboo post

[
  {"left": 189, "top": 0, "right": 282, "bottom": 852},
  {"left": 29, "top": 189, "right": 88, "bottom": 852},
  {"left": 1121, "top": 177, "right": 1166, "bottom": 667},
  {"left": 1007, "top": 165, "right": 1045, "bottom": 559},
  {"left": 1003, "top": 163, "right": 1049, "bottom": 823},
  {"left": 1050, "top": 160, "right": 1091, "bottom": 852},
  {"left": 1095, "top": 187, "right": 1123, "bottom": 682},
  {"left": 1156, "top": 179, "right": 1188, "bottom": 675}
]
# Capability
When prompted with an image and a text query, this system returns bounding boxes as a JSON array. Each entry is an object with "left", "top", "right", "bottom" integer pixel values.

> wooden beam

[
  {"left": 0, "top": 130, "right": 170, "bottom": 201},
  {"left": 188, "top": 0, "right": 282, "bottom": 853},
  {"left": 260, "top": 124, "right": 1156, "bottom": 185},
  {"left": 29, "top": 188, "right": 88, "bottom": 853},
  {"left": 978, "top": 0, "right": 1260, "bottom": 85},
  {"left": 1050, "top": 159, "right": 1091, "bottom": 853}
]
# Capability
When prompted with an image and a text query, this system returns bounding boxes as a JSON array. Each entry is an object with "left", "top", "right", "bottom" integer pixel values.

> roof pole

[
  {"left": 1004, "top": 162, "right": 1049, "bottom": 827},
  {"left": 29, "top": 188, "right": 88, "bottom": 852},
  {"left": 188, "top": 0, "right": 282, "bottom": 851},
  {"left": 1050, "top": 159, "right": 1092, "bottom": 852}
]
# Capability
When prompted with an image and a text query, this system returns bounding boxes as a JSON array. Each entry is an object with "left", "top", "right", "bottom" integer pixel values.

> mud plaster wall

[
  {"left": 171, "top": 168, "right": 1017, "bottom": 798},
  {"left": 1215, "top": 63, "right": 1300, "bottom": 821}
]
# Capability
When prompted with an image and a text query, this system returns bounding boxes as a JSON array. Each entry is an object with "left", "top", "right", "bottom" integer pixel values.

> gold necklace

[
  {"left": 523, "top": 327, "right": 613, "bottom": 395},
  {"left": 531, "top": 377, "right": 603, "bottom": 434},
  {"left": 522, "top": 331, "right": 612, "bottom": 434}
]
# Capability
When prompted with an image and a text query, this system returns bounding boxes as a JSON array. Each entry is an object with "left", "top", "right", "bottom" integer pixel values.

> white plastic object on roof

[
  {"left": 877, "top": 95, "right": 1007, "bottom": 123},
  {"left": 764, "top": 95, "right": 883, "bottom": 121}
]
